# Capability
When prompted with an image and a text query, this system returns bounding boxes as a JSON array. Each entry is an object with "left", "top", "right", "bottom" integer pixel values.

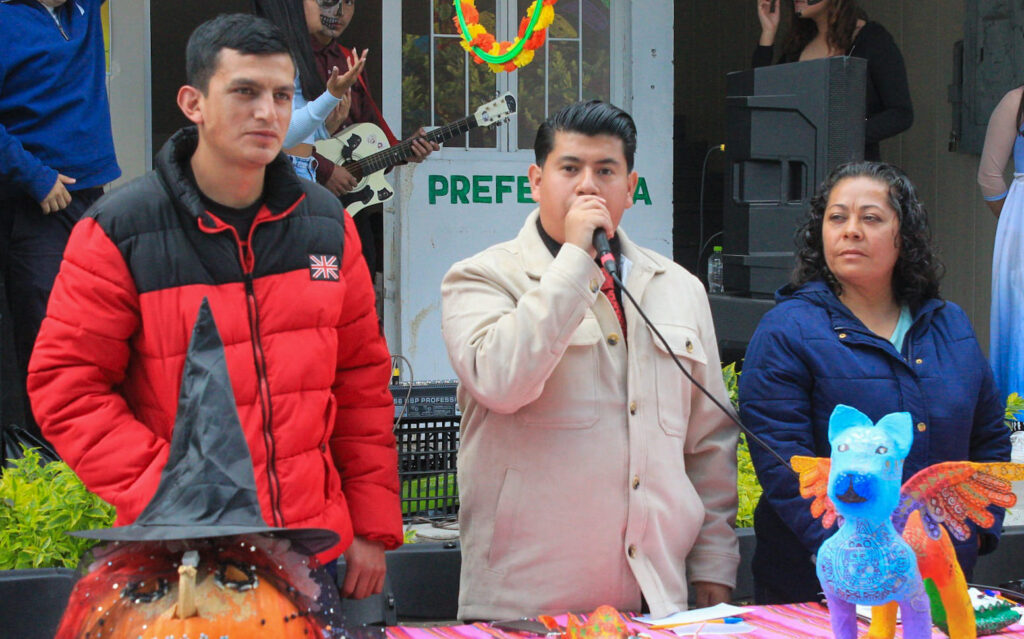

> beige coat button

[
  {"left": 685, "top": 339, "right": 693, "bottom": 353},
  {"left": 627, "top": 544, "right": 637, "bottom": 558},
  {"left": 839, "top": 333, "right": 847, "bottom": 339},
  {"left": 629, "top": 401, "right": 637, "bottom": 415},
  {"left": 589, "top": 278, "right": 599, "bottom": 293},
  {"left": 917, "top": 422, "right": 927, "bottom": 432},
  {"left": 607, "top": 333, "right": 620, "bottom": 346},
  {"left": 632, "top": 475, "right": 640, "bottom": 490},
  {"left": 915, "top": 358, "right": 923, "bottom": 365}
]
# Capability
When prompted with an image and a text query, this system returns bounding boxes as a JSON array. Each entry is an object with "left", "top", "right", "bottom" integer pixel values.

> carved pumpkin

[
  {"left": 56, "top": 535, "right": 343, "bottom": 639},
  {"left": 53, "top": 302, "right": 348, "bottom": 638}
]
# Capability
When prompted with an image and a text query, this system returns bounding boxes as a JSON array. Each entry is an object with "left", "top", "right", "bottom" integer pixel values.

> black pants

[
  {"left": 0, "top": 187, "right": 103, "bottom": 446},
  {"left": 353, "top": 204, "right": 384, "bottom": 275}
]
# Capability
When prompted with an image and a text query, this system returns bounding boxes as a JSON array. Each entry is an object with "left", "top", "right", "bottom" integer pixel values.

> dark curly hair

[
  {"left": 792, "top": 161, "right": 943, "bottom": 307},
  {"left": 781, "top": 0, "right": 867, "bottom": 61}
]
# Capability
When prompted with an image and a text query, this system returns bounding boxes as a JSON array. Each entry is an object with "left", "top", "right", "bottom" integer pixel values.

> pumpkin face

[{"left": 56, "top": 535, "right": 345, "bottom": 639}]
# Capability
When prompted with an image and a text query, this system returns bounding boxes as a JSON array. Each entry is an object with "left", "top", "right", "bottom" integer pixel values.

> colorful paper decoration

[{"left": 453, "top": 0, "right": 558, "bottom": 73}]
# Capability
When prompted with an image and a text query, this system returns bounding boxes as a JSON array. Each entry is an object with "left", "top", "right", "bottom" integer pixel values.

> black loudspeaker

[{"left": 722, "top": 57, "right": 866, "bottom": 296}]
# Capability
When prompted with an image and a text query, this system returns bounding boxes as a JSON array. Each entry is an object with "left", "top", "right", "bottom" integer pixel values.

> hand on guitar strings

[
  {"left": 406, "top": 127, "right": 440, "bottom": 163},
  {"left": 324, "top": 164, "right": 358, "bottom": 196}
]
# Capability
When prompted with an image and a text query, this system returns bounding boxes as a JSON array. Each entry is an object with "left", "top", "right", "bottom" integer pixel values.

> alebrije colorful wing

[
  {"left": 563, "top": 606, "right": 630, "bottom": 639},
  {"left": 893, "top": 461, "right": 1024, "bottom": 540},
  {"left": 791, "top": 455, "right": 839, "bottom": 529}
]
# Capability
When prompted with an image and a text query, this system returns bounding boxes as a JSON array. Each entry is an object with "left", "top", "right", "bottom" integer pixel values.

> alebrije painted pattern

[{"left": 793, "top": 404, "right": 1024, "bottom": 639}]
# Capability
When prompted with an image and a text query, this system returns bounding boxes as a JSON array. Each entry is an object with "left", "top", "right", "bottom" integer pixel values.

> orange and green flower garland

[{"left": 453, "top": 0, "right": 558, "bottom": 73}]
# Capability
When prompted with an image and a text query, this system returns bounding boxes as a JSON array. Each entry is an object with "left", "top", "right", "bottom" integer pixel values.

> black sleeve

[
  {"left": 858, "top": 23, "right": 914, "bottom": 145},
  {"left": 752, "top": 44, "right": 774, "bottom": 68}
]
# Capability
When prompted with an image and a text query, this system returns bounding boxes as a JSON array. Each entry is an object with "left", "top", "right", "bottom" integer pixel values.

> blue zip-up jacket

[
  {"left": 0, "top": 0, "right": 119, "bottom": 201},
  {"left": 739, "top": 279, "right": 1009, "bottom": 600}
]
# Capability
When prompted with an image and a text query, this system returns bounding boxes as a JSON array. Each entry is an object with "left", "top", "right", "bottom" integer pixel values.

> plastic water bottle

[
  {"left": 1007, "top": 423, "right": 1024, "bottom": 525},
  {"left": 708, "top": 246, "right": 724, "bottom": 293}
]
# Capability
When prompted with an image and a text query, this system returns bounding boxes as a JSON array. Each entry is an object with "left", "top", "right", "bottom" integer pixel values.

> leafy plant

[
  {"left": 723, "top": 361, "right": 760, "bottom": 528},
  {"left": 736, "top": 434, "right": 761, "bottom": 528},
  {"left": 0, "top": 447, "right": 115, "bottom": 569},
  {"left": 1006, "top": 392, "right": 1024, "bottom": 423},
  {"left": 722, "top": 361, "right": 740, "bottom": 409}
]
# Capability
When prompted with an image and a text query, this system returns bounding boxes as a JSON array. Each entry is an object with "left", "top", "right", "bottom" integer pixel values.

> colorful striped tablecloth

[{"left": 386, "top": 603, "right": 1024, "bottom": 639}]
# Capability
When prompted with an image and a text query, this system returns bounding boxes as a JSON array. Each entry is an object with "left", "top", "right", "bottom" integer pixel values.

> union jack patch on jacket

[{"left": 308, "top": 254, "right": 340, "bottom": 281}]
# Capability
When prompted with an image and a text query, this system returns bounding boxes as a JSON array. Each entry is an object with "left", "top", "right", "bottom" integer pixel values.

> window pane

[
  {"left": 435, "top": 0, "right": 455, "bottom": 34},
  {"left": 581, "top": 0, "right": 610, "bottom": 101},
  {"left": 516, "top": 44, "right": 546, "bottom": 150},
  {"left": 548, "top": 0, "right": 579, "bottom": 39},
  {"left": 548, "top": 40, "right": 580, "bottom": 114},
  {"left": 402, "top": 2, "right": 431, "bottom": 139},
  {"left": 468, "top": 57, "right": 498, "bottom": 148},
  {"left": 434, "top": 37, "right": 469, "bottom": 148}
]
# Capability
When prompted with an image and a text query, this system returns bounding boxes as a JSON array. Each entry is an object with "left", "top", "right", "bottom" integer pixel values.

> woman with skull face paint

[
  {"left": 251, "top": 0, "right": 366, "bottom": 181},
  {"left": 305, "top": 0, "right": 438, "bottom": 280},
  {"left": 752, "top": 0, "right": 913, "bottom": 161}
]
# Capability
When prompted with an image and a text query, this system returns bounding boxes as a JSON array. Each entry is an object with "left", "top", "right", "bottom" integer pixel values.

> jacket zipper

[
  {"left": 236, "top": 233, "right": 286, "bottom": 527},
  {"left": 195, "top": 195, "right": 304, "bottom": 528},
  {"left": 242, "top": 265, "right": 285, "bottom": 527},
  {"left": 44, "top": 4, "right": 69, "bottom": 40}
]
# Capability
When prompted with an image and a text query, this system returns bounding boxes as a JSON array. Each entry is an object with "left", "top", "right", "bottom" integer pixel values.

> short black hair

[
  {"left": 186, "top": 13, "right": 293, "bottom": 94},
  {"left": 534, "top": 100, "right": 638, "bottom": 171},
  {"left": 792, "top": 161, "right": 943, "bottom": 307}
]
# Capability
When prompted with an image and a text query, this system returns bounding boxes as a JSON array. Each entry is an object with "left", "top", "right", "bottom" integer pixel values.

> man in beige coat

[{"left": 441, "top": 101, "right": 740, "bottom": 620}]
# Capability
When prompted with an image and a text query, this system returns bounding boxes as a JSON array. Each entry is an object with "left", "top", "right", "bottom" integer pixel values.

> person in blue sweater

[
  {"left": 739, "top": 161, "right": 1010, "bottom": 604},
  {"left": 0, "top": 0, "right": 119, "bottom": 446}
]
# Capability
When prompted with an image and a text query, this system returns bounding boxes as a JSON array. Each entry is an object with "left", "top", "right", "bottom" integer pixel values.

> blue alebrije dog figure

[{"left": 816, "top": 405, "right": 932, "bottom": 639}]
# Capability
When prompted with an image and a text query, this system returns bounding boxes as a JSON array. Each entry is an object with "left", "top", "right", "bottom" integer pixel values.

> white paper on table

[
  {"left": 633, "top": 603, "right": 752, "bottom": 627},
  {"left": 670, "top": 621, "right": 756, "bottom": 635}
]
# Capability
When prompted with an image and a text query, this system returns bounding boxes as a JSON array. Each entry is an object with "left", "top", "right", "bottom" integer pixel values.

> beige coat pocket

[
  {"left": 486, "top": 466, "right": 523, "bottom": 573},
  {"left": 648, "top": 323, "right": 706, "bottom": 437}
]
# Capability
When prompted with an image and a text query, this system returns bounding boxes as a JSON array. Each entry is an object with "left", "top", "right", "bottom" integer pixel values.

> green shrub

[
  {"left": 723, "top": 361, "right": 760, "bottom": 528},
  {"left": 0, "top": 447, "right": 115, "bottom": 569},
  {"left": 736, "top": 434, "right": 761, "bottom": 528}
]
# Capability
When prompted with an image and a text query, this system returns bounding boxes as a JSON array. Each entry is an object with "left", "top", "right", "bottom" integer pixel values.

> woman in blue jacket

[{"left": 739, "top": 161, "right": 1009, "bottom": 604}]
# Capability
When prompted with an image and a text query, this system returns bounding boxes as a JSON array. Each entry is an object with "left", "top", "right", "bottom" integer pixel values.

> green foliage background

[
  {"left": 0, "top": 448, "right": 115, "bottom": 569},
  {"left": 723, "top": 361, "right": 760, "bottom": 528}
]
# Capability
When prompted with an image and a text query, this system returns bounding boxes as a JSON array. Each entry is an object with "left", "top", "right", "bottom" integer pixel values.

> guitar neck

[{"left": 351, "top": 114, "right": 479, "bottom": 176}]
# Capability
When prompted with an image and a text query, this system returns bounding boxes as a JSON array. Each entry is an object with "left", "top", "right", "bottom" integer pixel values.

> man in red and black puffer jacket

[{"left": 27, "top": 14, "right": 400, "bottom": 600}]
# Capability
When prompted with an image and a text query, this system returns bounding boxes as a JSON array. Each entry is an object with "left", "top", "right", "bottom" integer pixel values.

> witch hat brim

[{"left": 70, "top": 298, "right": 339, "bottom": 556}]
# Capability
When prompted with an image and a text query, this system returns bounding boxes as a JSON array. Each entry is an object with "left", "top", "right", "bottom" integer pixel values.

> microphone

[{"left": 592, "top": 229, "right": 619, "bottom": 278}]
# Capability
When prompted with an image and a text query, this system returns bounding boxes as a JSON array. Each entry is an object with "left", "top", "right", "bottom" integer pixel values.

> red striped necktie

[{"left": 600, "top": 270, "right": 626, "bottom": 333}]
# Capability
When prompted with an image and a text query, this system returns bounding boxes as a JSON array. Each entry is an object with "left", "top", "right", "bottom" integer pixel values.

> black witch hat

[{"left": 71, "top": 299, "right": 339, "bottom": 555}]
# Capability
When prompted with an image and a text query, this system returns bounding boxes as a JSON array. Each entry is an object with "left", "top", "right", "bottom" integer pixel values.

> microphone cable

[{"left": 608, "top": 267, "right": 796, "bottom": 476}]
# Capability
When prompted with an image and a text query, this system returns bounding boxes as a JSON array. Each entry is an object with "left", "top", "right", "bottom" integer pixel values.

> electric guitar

[{"left": 314, "top": 93, "right": 517, "bottom": 216}]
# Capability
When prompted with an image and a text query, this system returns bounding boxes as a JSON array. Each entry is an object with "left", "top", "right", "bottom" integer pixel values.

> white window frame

[{"left": 381, "top": 0, "right": 630, "bottom": 158}]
